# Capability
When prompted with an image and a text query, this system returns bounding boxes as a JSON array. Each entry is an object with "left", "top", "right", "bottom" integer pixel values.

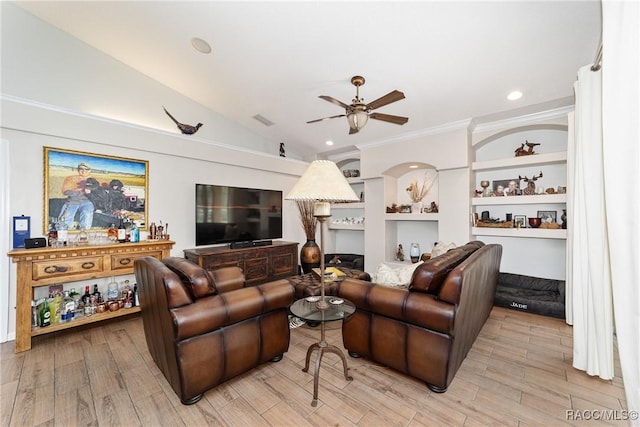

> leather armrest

[
  {"left": 208, "top": 266, "right": 245, "bottom": 293},
  {"left": 171, "top": 279, "right": 294, "bottom": 341},
  {"left": 337, "top": 278, "right": 455, "bottom": 335}
]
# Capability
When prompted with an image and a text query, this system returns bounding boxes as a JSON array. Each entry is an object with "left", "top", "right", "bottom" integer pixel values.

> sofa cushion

[
  {"left": 409, "top": 243, "right": 482, "bottom": 295},
  {"left": 162, "top": 257, "right": 217, "bottom": 299}
]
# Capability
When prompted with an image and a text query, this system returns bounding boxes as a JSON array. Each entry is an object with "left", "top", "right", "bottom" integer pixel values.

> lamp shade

[{"left": 285, "top": 160, "right": 359, "bottom": 202}]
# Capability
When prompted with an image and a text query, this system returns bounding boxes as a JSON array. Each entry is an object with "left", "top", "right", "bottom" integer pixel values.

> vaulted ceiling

[{"left": 15, "top": 1, "right": 601, "bottom": 158}]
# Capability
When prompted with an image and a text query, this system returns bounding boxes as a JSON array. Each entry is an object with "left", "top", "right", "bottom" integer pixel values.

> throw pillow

[
  {"left": 373, "top": 261, "right": 424, "bottom": 288},
  {"left": 431, "top": 241, "right": 457, "bottom": 258}
]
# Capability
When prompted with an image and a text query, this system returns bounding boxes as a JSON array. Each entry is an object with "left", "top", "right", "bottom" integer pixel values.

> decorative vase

[
  {"left": 411, "top": 201, "right": 423, "bottom": 213},
  {"left": 410, "top": 243, "right": 421, "bottom": 263},
  {"left": 300, "top": 239, "right": 321, "bottom": 274}
]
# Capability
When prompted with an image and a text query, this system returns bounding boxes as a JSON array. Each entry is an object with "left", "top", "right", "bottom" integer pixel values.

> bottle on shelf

[
  {"left": 39, "top": 299, "right": 51, "bottom": 327},
  {"left": 107, "top": 224, "right": 118, "bottom": 242},
  {"left": 82, "top": 286, "right": 91, "bottom": 305},
  {"left": 32, "top": 300, "right": 39, "bottom": 329},
  {"left": 133, "top": 283, "right": 139, "bottom": 307},
  {"left": 51, "top": 292, "right": 62, "bottom": 324},
  {"left": 61, "top": 290, "right": 74, "bottom": 323},
  {"left": 55, "top": 217, "right": 68, "bottom": 246},
  {"left": 130, "top": 223, "right": 140, "bottom": 243},
  {"left": 92, "top": 284, "right": 102, "bottom": 303},
  {"left": 107, "top": 277, "right": 119, "bottom": 301},
  {"left": 77, "top": 229, "right": 89, "bottom": 245},
  {"left": 47, "top": 220, "right": 58, "bottom": 247},
  {"left": 117, "top": 219, "right": 127, "bottom": 243}
]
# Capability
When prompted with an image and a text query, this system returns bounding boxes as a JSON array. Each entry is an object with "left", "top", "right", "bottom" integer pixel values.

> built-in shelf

[
  {"left": 385, "top": 213, "right": 439, "bottom": 221},
  {"left": 31, "top": 307, "right": 141, "bottom": 336},
  {"left": 471, "top": 227, "right": 567, "bottom": 239},
  {"left": 472, "top": 151, "right": 567, "bottom": 171},
  {"left": 345, "top": 177, "right": 364, "bottom": 185},
  {"left": 328, "top": 223, "right": 365, "bottom": 231},
  {"left": 472, "top": 193, "right": 567, "bottom": 206}
]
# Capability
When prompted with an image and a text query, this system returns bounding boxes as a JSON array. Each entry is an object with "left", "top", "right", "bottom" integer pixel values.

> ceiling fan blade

[
  {"left": 319, "top": 95, "right": 351, "bottom": 110},
  {"left": 369, "top": 112, "right": 409, "bottom": 125},
  {"left": 366, "top": 90, "right": 405, "bottom": 111},
  {"left": 306, "top": 114, "right": 346, "bottom": 124}
]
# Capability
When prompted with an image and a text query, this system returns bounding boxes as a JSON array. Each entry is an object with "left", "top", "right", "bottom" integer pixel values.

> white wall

[
  {"left": 1, "top": 98, "right": 310, "bottom": 342},
  {"left": 0, "top": 3, "right": 312, "bottom": 342}
]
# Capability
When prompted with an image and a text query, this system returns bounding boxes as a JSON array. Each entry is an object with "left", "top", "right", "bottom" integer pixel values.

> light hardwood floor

[{"left": 1, "top": 307, "right": 628, "bottom": 426}]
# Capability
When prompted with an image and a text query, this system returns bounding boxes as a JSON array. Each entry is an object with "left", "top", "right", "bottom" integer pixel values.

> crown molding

[
  {"left": 471, "top": 105, "right": 574, "bottom": 134},
  {"left": 1, "top": 94, "right": 309, "bottom": 167},
  {"left": 355, "top": 119, "right": 472, "bottom": 151}
]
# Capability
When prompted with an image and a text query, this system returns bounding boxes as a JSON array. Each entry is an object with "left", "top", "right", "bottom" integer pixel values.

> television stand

[{"left": 184, "top": 241, "right": 298, "bottom": 286}]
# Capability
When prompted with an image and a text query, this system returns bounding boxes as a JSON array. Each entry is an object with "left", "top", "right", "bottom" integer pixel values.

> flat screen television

[{"left": 195, "top": 183, "right": 283, "bottom": 246}]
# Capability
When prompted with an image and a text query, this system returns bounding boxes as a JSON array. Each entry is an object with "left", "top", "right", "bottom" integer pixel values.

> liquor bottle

[
  {"left": 51, "top": 293, "right": 62, "bottom": 324},
  {"left": 62, "top": 290, "right": 75, "bottom": 322},
  {"left": 133, "top": 283, "right": 139, "bottom": 307},
  {"left": 32, "top": 300, "right": 39, "bottom": 329},
  {"left": 47, "top": 220, "right": 58, "bottom": 247},
  {"left": 82, "top": 286, "right": 91, "bottom": 305},
  {"left": 92, "top": 284, "right": 102, "bottom": 303},
  {"left": 55, "top": 218, "right": 68, "bottom": 245},
  {"left": 149, "top": 222, "right": 157, "bottom": 240},
  {"left": 107, "top": 224, "right": 118, "bottom": 242},
  {"left": 129, "top": 223, "right": 139, "bottom": 243},
  {"left": 107, "top": 277, "right": 119, "bottom": 301},
  {"left": 117, "top": 219, "right": 127, "bottom": 243},
  {"left": 39, "top": 299, "right": 51, "bottom": 327}
]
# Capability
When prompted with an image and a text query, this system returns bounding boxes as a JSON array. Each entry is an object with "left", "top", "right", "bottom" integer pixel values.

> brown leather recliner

[
  {"left": 336, "top": 241, "right": 502, "bottom": 393},
  {"left": 134, "top": 256, "right": 294, "bottom": 404}
]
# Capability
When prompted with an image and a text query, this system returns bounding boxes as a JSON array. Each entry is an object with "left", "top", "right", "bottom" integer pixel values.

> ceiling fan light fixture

[{"left": 347, "top": 110, "right": 369, "bottom": 131}]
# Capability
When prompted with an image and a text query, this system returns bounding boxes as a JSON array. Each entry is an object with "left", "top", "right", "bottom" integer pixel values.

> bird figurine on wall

[{"left": 163, "top": 106, "right": 203, "bottom": 135}]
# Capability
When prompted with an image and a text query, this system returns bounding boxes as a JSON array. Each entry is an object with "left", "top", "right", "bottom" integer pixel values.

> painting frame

[
  {"left": 514, "top": 215, "right": 527, "bottom": 228},
  {"left": 44, "top": 147, "right": 149, "bottom": 232},
  {"left": 537, "top": 210, "right": 557, "bottom": 223}
]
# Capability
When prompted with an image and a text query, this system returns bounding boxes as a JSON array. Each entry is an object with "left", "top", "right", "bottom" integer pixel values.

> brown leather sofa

[
  {"left": 335, "top": 241, "right": 502, "bottom": 393},
  {"left": 134, "top": 256, "right": 294, "bottom": 404}
]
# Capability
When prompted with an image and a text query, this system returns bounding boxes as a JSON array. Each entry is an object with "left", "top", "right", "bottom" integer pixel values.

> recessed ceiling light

[
  {"left": 191, "top": 37, "right": 211, "bottom": 54},
  {"left": 325, "top": 140, "right": 334, "bottom": 146},
  {"left": 507, "top": 91, "right": 523, "bottom": 101}
]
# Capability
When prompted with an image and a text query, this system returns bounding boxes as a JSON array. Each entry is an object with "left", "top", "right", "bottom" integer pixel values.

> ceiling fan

[{"left": 307, "top": 76, "right": 408, "bottom": 134}]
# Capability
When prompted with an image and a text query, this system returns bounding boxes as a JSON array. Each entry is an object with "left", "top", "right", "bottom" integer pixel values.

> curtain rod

[{"left": 591, "top": 40, "right": 602, "bottom": 72}]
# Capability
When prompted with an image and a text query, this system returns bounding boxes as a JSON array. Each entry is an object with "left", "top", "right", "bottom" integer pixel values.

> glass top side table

[{"left": 289, "top": 296, "right": 355, "bottom": 406}]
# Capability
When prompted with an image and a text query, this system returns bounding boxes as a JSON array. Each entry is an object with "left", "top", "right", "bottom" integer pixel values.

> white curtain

[
  {"left": 601, "top": 0, "right": 640, "bottom": 419},
  {"left": 568, "top": 1, "right": 639, "bottom": 419},
  {"left": 568, "top": 65, "right": 614, "bottom": 379}
]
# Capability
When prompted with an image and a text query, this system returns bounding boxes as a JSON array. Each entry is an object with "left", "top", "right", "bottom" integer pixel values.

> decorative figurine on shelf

[
  {"left": 561, "top": 209, "right": 567, "bottom": 229},
  {"left": 279, "top": 142, "right": 286, "bottom": 157},
  {"left": 396, "top": 244, "right": 405, "bottom": 262},
  {"left": 519, "top": 171, "right": 543, "bottom": 195},
  {"left": 163, "top": 107, "right": 203, "bottom": 135},
  {"left": 514, "top": 140, "right": 540, "bottom": 157},
  {"left": 480, "top": 180, "right": 490, "bottom": 197}
]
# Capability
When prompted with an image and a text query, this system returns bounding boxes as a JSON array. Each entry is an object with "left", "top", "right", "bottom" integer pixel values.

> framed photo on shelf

[
  {"left": 492, "top": 179, "right": 519, "bottom": 196},
  {"left": 514, "top": 215, "right": 527, "bottom": 228},
  {"left": 537, "top": 210, "right": 557, "bottom": 223},
  {"left": 44, "top": 147, "right": 149, "bottom": 232}
]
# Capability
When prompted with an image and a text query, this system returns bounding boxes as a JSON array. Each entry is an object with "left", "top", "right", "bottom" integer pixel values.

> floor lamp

[{"left": 286, "top": 160, "right": 359, "bottom": 309}]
